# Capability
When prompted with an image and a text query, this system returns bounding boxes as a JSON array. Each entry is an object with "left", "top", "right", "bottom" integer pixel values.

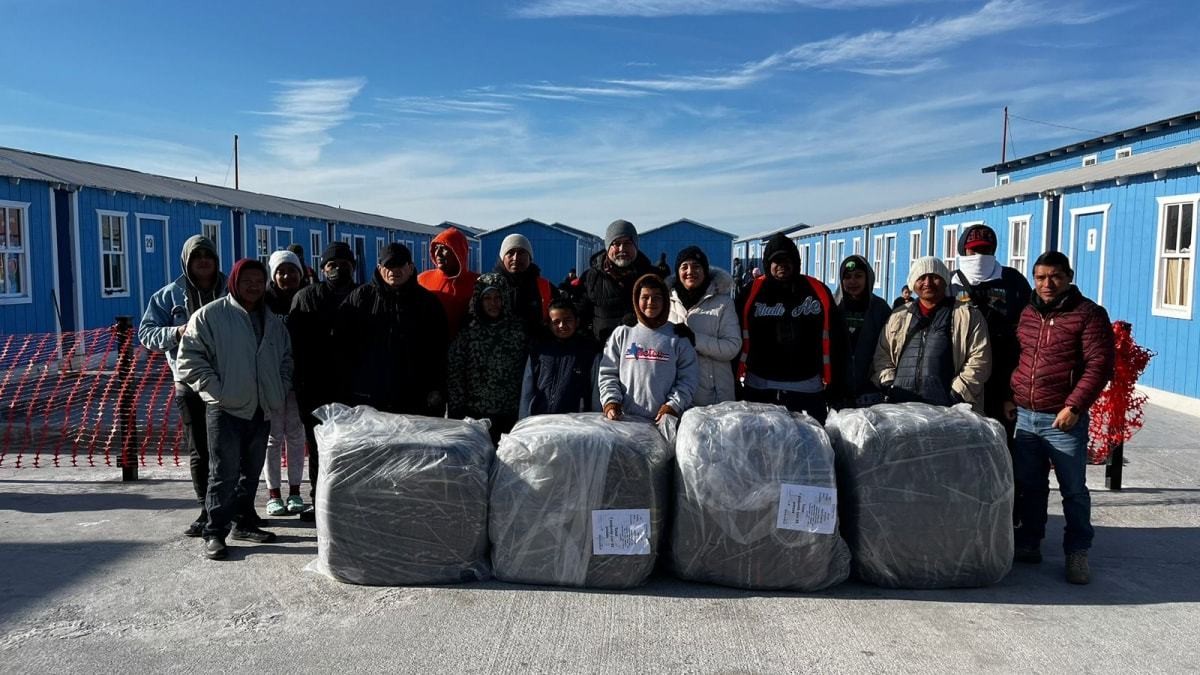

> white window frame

[
  {"left": 909, "top": 229, "right": 923, "bottom": 266},
  {"left": 376, "top": 236, "right": 387, "bottom": 265},
  {"left": 200, "top": 219, "right": 221, "bottom": 257},
  {"left": 827, "top": 240, "right": 844, "bottom": 284},
  {"left": 797, "top": 244, "right": 809, "bottom": 276},
  {"left": 813, "top": 241, "right": 822, "bottom": 280},
  {"left": 998, "top": 175, "right": 1011, "bottom": 186},
  {"left": 942, "top": 224, "right": 960, "bottom": 271},
  {"left": 254, "top": 226, "right": 272, "bottom": 265},
  {"left": 1152, "top": 194, "right": 1199, "bottom": 320},
  {"left": 871, "top": 234, "right": 884, "bottom": 289},
  {"left": 310, "top": 231, "right": 322, "bottom": 271},
  {"left": 1082, "top": 153, "right": 1098, "bottom": 167},
  {"left": 852, "top": 237, "right": 862, "bottom": 255},
  {"left": 97, "top": 209, "right": 131, "bottom": 297},
  {"left": 0, "top": 200, "right": 33, "bottom": 304},
  {"left": 1007, "top": 215, "right": 1031, "bottom": 276},
  {"left": 1115, "top": 146, "right": 1133, "bottom": 160}
]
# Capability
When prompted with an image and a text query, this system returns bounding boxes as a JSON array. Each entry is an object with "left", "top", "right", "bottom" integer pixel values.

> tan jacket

[{"left": 871, "top": 303, "right": 992, "bottom": 414}]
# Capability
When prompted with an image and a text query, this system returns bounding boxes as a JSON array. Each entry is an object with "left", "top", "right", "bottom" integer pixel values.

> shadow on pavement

[
  {"left": 0, "top": 490, "right": 195, "bottom": 513},
  {"left": 0, "top": 540, "right": 147, "bottom": 627}
]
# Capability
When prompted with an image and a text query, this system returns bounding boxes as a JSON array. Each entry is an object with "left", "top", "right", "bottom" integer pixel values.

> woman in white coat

[{"left": 667, "top": 246, "right": 741, "bottom": 406}]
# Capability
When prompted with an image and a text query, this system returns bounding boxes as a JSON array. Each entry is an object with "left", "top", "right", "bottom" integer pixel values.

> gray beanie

[
  {"left": 605, "top": 219, "right": 638, "bottom": 248},
  {"left": 907, "top": 256, "right": 951, "bottom": 292},
  {"left": 500, "top": 233, "right": 533, "bottom": 259}
]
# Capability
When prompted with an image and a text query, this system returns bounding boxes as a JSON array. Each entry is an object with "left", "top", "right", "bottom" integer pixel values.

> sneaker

[
  {"left": 1066, "top": 551, "right": 1090, "bottom": 585},
  {"left": 203, "top": 536, "right": 227, "bottom": 560},
  {"left": 286, "top": 495, "right": 305, "bottom": 514},
  {"left": 231, "top": 525, "right": 277, "bottom": 544},
  {"left": 266, "top": 498, "right": 288, "bottom": 517},
  {"left": 1014, "top": 545, "right": 1042, "bottom": 564},
  {"left": 184, "top": 519, "right": 206, "bottom": 538}
]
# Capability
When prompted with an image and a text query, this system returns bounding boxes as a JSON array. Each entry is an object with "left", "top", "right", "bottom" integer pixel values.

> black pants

[
  {"left": 174, "top": 384, "right": 209, "bottom": 517},
  {"left": 203, "top": 406, "right": 269, "bottom": 537},
  {"left": 741, "top": 386, "right": 829, "bottom": 425},
  {"left": 302, "top": 410, "right": 320, "bottom": 501}
]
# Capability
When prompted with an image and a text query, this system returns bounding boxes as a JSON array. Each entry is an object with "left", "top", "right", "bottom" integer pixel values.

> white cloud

[
  {"left": 257, "top": 77, "right": 366, "bottom": 166},
  {"left": 377, "top": 96, "right": 516, "bottom": 115},
  {"left": 605, "top": 0, "right": 1118, "bottom": 91},
  {"left": 516, "top": 0, "right": 922, "bottom": 18}
]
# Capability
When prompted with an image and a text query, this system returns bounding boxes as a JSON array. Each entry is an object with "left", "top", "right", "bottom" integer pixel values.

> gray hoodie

[
  {"left": 138, "top": 235, "right": 227, "bottom": 380},
  {"left": 598, "top": 322, "right": 698, "bottom": 421}
]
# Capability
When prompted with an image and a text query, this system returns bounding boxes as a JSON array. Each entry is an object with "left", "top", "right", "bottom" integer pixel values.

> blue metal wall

[
  {"left": 0, "top": 180, "right": 56, "bottom": 335},
  {"left": 1005, "top": 125, "right": 1200, "bottom": 182},
  {"left": 481, "top": 220, "right": 580, "bottom": 286},
  {"left": 639, "top": 221, "right": 735, "bottom": 276}
]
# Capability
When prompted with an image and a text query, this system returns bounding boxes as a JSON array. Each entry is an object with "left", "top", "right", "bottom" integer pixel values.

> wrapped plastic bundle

[
  {"left": 310, "top": 404, "right": 493, "bottom": 585},
  {"left": 490, "top": 413, "right": 672, "bottom": 589},
  {"left": 671, "top": 402, "right": 850, "bottom": 591},
  {"left": 826, "top": 403, "right": 1013, "bottom": 589}
]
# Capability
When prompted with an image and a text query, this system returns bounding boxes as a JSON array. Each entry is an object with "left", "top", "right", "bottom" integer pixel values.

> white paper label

[
  {"left": 591, "top": 509, "right": 651, "bottom": 555},
  {"left": 776, "top": 483, "right": 837, "bottom": 535}
]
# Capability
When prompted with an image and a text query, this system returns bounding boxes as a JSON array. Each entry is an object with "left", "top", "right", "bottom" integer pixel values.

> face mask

[{"left": 958, "top": 254, "right": 1001, "bottom": 285}]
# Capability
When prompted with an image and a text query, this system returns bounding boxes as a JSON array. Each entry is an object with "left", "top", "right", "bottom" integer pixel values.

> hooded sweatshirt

[
  {"left": 447, "top": 273, "right": 529, "bottom": 421},
  {"left": 419, "top": 227, "right": 480, "bottom": 340},
  {"left": 598, "top": 275, "right": 699, "bottom": 421},
  {"left": 834, "top": 254, "right": 893, "bottom": 402},
  {"left": 289, "top": 261, "right": 360, "bottom": 410},
  {"left": 138, "top": 234, "right": 228, "bottom": 380}
]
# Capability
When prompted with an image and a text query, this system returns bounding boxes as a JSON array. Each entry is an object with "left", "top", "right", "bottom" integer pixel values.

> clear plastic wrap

[
  {"left": 671, "top": 402, "right": 850, "bottom": 591},
  {"left": 826, "top": 402, "right": 1014, "bottom": 589},
  {"left": 489, "top": 413, "right": 673, "bottom": 589},
  {"left": 309, "top": 404, "right": 494, "bottom": 585}
]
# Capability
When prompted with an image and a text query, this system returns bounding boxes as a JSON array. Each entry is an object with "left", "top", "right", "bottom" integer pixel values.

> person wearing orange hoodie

[{"left": 419, "top": 227, "right": 479, "bottom": 340}]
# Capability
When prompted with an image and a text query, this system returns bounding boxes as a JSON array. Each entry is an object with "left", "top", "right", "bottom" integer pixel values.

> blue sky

[{"left": 1, "top": 0, "right": 1196, "bottom": 237}]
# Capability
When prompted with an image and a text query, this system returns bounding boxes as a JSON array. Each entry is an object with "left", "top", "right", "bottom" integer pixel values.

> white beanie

[
  {"left": 907, "top": 256, "right": 951, "bottom": 292},
  {"left": 268, "top": 249, "right": 303, "bottom": 281},
  {"left": 500, "top": 233, "right": 533, "bottom": 259}
]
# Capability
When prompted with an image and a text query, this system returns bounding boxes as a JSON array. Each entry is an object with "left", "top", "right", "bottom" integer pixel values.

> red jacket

[
  {"left": 1009, "top": 287, "right": 1114, "bottom": 413},
  {"left": 418, "top": 227, "right": 479, "bottom": 340}
]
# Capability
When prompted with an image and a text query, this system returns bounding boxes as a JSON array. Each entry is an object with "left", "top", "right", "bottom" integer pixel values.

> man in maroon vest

[{"left": 1006, "top": 251, "right": 1113, "bottom": 585}]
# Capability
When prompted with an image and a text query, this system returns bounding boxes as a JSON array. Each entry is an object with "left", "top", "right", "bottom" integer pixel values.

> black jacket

[
  {"left": 578, "top": 249, "right": 659, "bottom": 342},
  {"left": 493, "top": 261, "right": 556, "bottom": 337},
  {"left": 951, "top": 266, "right": 1032, "bottom": 408},
  {"left": 332, "top": 271, "right": 448, "bottom": 416},
  {"left": 289, "top": 278, "right": 359, "bottom": 411},
  {"left": 518, "top": 333, "right": 601, "bottom": 417}
]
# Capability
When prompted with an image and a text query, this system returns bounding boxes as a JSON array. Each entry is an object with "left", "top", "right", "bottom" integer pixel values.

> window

[
  {"left": 998, "top": 175, "right": 1011, "bottom": 186},
  {"left": 376, "top": 237, "right": 387, "bottom": 265},
  {"left": 0, "top": 201, "right": 31, "bottom": 302},
  {"left": 201, "top": 220, "right": 221, "bottom": 253},
  {"left": 798, "top": 244, "right": 809, "bottom": 276},
  {"left": 871, "top": 235, "right": 884, "bottom": 287},
  {"left": 813, "top": 242, "right": 822, "bottom": 280},
  {"left": 1008, "top": 217, "right": 1030, "bottom": 276},
  {"left": 255, "top": 226, "right": 271, "bottom": 265},
  {"left": 909, "top": 230, "right": 923, "bottom": 264},
  {"left": 98, "top": 211, "right": 129, "bottom": 296},
  {"left": 1153, "top": 196, "right": 1198, "bottom": 318},
  {"left": 1082, "top": 154, "right": 1098, "bottom": 167},
  {"left": 852, "top": 237, "right": 862, "bottom": 255},
  {"left": 942, "top": 225, "right": 959, "bottom": 271},
  {"left": 827, "top": 240, "right": 844, "bottom": 283},
  {"left": 1115, "top": 147, "right": 1133, "bottom": 160},
  {"left": 310, "top": 231, "right": 322, "bottom": 271}
]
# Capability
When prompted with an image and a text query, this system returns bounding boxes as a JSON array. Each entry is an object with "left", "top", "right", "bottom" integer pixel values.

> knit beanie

[
  {"left": 605, "top": 219, "right": 638, "bottom": 248},
  {"left": 321, "top": 241, "right": 355, "bottom": 267},
  {"left": 674, "top": 245, "right": 709, "bottom": 275},
  {"left": 268, "top": 250, "right": 302, "bottom": 281},
  {"left": 907, "top": 256, "right": 951, "bottom": 291},
  {"left": 500, "top": 233, "right": 533, "bottom": 259},
  {"left": 378, "top": 242, "right": 413, "bottom": 268}
]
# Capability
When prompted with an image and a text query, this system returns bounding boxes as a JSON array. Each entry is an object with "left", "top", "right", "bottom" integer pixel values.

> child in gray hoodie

[{"left": 599, "top": 274, "right": 698, "bottom": 423}]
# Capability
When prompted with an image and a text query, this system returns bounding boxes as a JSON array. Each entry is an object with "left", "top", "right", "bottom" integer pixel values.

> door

[
  {"left": 276, "top": 228, "right": 293, "bottom": 251},
  {"left": 1071, "top": 209, "right": 1107, "bottom": 303},
  {"left": 137, "top": 217, "right": 168, "bottom": 313},
  {"left": 353, "top": 235, "right": 367, "bottom": 284}
]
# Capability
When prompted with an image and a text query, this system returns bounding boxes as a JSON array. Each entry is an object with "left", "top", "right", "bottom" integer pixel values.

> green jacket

[{"left": 177, "top": 296, "right": 293, "bottom": 420}]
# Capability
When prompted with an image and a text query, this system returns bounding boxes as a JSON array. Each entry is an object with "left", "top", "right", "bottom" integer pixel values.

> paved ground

[{"left": 2, "top": 403, "right": 1198, "bottom": 673}]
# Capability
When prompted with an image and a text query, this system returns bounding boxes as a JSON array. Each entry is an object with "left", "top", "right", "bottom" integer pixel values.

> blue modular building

[
  {"left": 0, "top": 146, "right": 445, "bottom": 335},
  {"left": 639, "top": 218, "right": 737, "bottom": 275},
  {"left": 783, "top": 109, "right": 1200, "bottom": 403},
  {"left": 734, "top": 224, "right": 808, "bottom": 279},
  {"left": 479, "top": 218, "right": 602, "bottom": 286}
]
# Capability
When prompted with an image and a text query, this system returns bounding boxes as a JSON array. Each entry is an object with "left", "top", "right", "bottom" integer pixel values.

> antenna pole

[
  {"left": 234, "top": 134, "right": 240, "bottom": 190},
  {"left": 1001, "top": 107, "right": 1008, "bottom": 163}
]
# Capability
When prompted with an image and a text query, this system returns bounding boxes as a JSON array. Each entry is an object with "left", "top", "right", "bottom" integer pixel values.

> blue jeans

[
  {"left": 1013, "top": 407, "right": 1093, "bottom": 553},
  {"left": 203, "top": 406, "right": 269, "bottom": 537}
]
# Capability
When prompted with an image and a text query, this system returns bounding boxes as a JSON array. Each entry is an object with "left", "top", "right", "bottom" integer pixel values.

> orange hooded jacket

[{"left": 418, "top": 227, "right": 480, "bottom": 340}]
